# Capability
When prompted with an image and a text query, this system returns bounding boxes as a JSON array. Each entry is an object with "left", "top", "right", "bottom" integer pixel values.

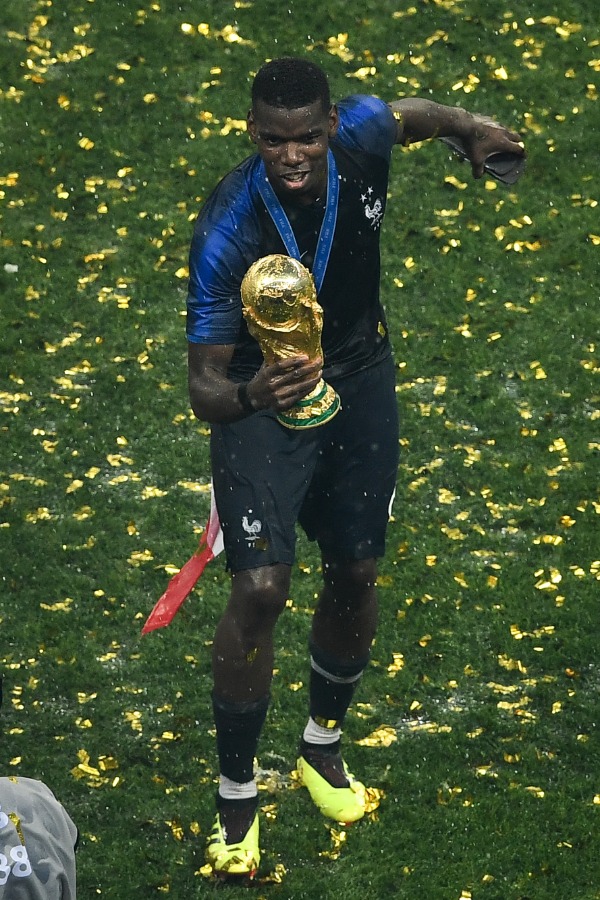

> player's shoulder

[
  {"left": 1, "top": 775, "right": 69, "bottom": 814},
  {"left": 1, "top": 775, "right": 77, "bottom": 840},
  {"left": 200, "top": 154, "right": 262, "bottom": 221},
  {"left": 334, "top": 95, "right": 397, "bottom": 158}
]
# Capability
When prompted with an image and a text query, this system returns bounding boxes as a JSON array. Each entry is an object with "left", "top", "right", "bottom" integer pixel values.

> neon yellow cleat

[
  {"left": 296, "top": 754, "right": 367, "bottom": 823},
  {"left": 206, "top": 811, "right": 260, "bottom": 877}
]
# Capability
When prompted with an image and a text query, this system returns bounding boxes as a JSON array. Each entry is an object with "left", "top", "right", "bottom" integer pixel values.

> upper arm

[{"left": 187, "top": 167, "right": 260, "bottom": 345}]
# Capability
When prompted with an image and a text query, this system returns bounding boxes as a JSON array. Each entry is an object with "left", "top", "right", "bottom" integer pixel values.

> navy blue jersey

[{"left": 187, "top": 95, "right": 397, "bottom": 381}]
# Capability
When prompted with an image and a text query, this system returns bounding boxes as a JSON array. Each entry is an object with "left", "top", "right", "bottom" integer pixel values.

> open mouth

[{"left": 280, "top": 170, "right": 309, "bottom": 188}]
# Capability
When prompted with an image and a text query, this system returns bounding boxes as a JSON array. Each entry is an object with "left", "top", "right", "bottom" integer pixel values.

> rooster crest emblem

[
  {"left": 364, "top": 197, "right": 383, "bottom": 228},
  {"left": 242, "top": 515, "right": 262, "bottom": 544},
  {"left": 360, "top": 186, "right": 383, "bottom": 229}
]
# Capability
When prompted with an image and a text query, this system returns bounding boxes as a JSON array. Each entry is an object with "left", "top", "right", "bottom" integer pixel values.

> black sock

[
  {"left": 212, "top": 692, "right": 269, "bottom": 785},
  {"left": 309, "top": 640, "right": 369, "bottom": 727},
  {"left": 300, "top": 737, "right": 341, "bottom": 757},
  {"left": 215, "top": 794, "right": 259, "bottom": 844}
]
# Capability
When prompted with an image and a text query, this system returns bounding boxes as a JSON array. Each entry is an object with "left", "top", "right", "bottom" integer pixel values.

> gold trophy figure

[{"left": 241, "top": 254, "right": 341, "bottom": 429}]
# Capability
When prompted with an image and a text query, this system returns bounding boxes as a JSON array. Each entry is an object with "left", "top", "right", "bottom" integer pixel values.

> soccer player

[
  {"left": 186, "top": 56, "right": 525, "bottom": 875},
  {"left": 0, "top": 678, "right": 78, "bottom": 898}
]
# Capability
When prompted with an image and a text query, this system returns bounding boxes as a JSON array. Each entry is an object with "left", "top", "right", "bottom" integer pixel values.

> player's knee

[
  {"left": 233, "top": 564, "right": 290, "bottom": 622},
  {"left": 324, "top": 557, "right": 377, "bottom": 596}
]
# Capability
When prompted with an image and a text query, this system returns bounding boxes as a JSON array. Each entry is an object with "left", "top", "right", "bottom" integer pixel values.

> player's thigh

[
  {"left": 210, "top": 410, "right": 321, "bottom": 571},
  {"left": 301, "top": 358, "right": 399, "bottom": 557}
]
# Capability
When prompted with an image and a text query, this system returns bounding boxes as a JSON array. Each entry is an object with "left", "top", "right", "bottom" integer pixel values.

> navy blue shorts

[{"left": 210, "top": 355, "right": 399, "bottom": 572}]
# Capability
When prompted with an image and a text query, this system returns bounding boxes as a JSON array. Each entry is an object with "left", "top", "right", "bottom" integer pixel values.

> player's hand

[
  {"left": 248, "top": 355, "right": 323, "bottom": 412},
  {"left": 466, "top": 113, "right": 525, "bottom": 179}
]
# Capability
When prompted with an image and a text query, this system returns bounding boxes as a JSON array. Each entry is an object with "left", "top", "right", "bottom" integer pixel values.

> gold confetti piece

[
  {"left": 387, "top": 652, "right": 405, "bottom": 676},
  {"left": 487, "top": 682, "right": 519, "bottom": 695},
  {"left": 40, "top": 598, "right": 73, "bottom": 612},
  {"left": 107, "top": 453, "right": 134, "bottom": 467},
  {"left": 124, "top": 711, "right": 143, "bottom": 732},
  {"left": 261, "top": 863, "right": 288, "bottom": 885},
  {"left": 437, "top": 783, "right": 463, "bottom": 805},
  {"left": 375, "top": 574, "right": 393, "bottom": 586},
  {"left": 406, "top": 720, "right": 452, "bottom": 734},
  {"left": 438, "top": 488, "right": 458, "bottom": 504},
  {"left": 259, "top": 803, "right": 278, "bottom": 822},
  {"left": 444, "top": 175, "right": 468, "bottom": 190},
  {"left": 177, "top": 480, "right": 211, "bottom": 492},
  {"left": 141, "top": 486, "right": 168, "bottom": 499},
  {"left": 441, "top": 525, "right": 467, "bottom": 540},
  {"left": 75, "top": 718, "right": 93, "bottom": 729},
  {"left": 524, "top": 786, "right": 545, "bottom": 798},
  {"left": 364, "top": 785, "right": 383, "bottom": 813},
  {"left": 356, "top": 726, "right": 397, "bottom": 747},
  {"left": 347, "top": 66, "right": 377, "bottom": 80},
  {"left": 534, "top": 577, "right": 560, "bottom": 591},
  {"left": 319, "top": 826, "right": 347, "bottom": 860},
  {"left": 127, "top": 550, "right": 154, "bottom": 567},
  {"left": 25, "top": 508, "right": 53, "bottom": 523},
  {"left": 77, "top": 692, "right": 97, "bottom": 703},
  {"left": 165, "top": 819, "right": 184, "bottom": 841},
  {"left": 219, "top": 117, "right": 247, "bottom": 136},
  {"left": 548, "top": 437, "right": 568, "bottom": 453},
  {"left": 72, "top": 506, "right": 94, "bottom": 521}
]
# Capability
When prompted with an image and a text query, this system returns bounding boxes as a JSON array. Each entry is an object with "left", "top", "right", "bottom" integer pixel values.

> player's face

[{"left": 248, "top": 99, "right": 339, "bottom": 205}]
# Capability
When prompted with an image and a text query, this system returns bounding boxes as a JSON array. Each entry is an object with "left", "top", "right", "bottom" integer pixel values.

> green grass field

[{"left": 1, "top": 1, "right": 598, "bottom": 896}]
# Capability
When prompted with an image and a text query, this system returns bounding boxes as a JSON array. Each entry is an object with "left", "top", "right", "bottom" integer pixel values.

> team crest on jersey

[{"left": 360, "top": 186, "right": 384, "bottom": 229}]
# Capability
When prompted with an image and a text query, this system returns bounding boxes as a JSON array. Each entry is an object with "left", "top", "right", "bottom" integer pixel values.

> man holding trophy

[{"left": 186, "top": 56, "right": 525, "bottom": 875}]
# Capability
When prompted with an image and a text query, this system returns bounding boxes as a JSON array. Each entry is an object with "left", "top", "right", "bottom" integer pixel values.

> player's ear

[
  {"left": 247, "top": 109, "right": 257, "bottom": 144},
  {"left": 328, "top": 105, "right": 339, "bottom": 138}
]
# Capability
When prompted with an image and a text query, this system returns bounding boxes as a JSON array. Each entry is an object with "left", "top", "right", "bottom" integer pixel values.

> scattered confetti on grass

[{"left": 1, "top": 1, "right": 598, "bottom": 897}]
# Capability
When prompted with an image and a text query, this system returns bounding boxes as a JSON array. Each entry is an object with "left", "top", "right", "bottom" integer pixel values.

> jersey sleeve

[
  {"left": 186, "top": 162, "right": 260, "bottom": 345},
  {"left": 334, "top": 95, "right": 397, "bottom": 162}
]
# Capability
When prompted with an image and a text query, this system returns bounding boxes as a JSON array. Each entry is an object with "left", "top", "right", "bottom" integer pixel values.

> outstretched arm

[{"left": 389, "top": 98, "right": 525, "bottom": 178}]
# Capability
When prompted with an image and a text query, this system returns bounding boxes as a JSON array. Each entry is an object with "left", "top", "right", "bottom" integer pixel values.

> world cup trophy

[{"left": 241, "top": 254, "right": 341, "bottom": 429}]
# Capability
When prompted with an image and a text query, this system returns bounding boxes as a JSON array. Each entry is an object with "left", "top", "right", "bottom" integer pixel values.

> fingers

[
  {"left": 252, "top": 355, "right": 324, "bottom": 411},
  {"left": 269, "top": 355, "right": 323, "bottom": 384}
]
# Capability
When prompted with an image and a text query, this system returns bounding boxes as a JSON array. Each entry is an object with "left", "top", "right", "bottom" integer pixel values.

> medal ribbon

[{"left": 255, "top": 149, "right": 339, "bottom": 294}]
